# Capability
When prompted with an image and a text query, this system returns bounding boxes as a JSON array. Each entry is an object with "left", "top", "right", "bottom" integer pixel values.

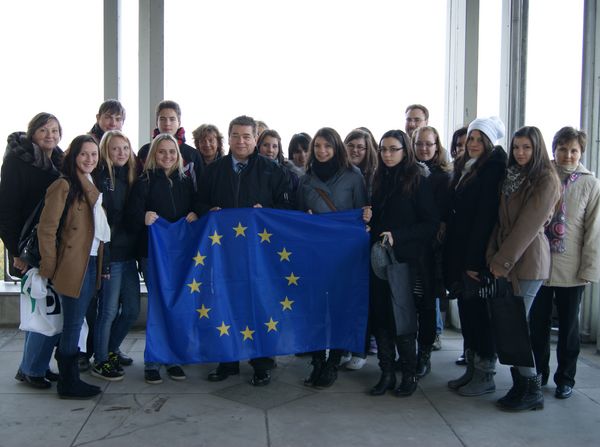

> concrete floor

[{"left": 1, "top": 328, "right": 599, "bottom": 447}]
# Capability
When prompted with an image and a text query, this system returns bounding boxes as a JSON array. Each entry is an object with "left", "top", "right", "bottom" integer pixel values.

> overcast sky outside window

[{"left": 0, "top": 0, "right": 584, "bottom": 159}]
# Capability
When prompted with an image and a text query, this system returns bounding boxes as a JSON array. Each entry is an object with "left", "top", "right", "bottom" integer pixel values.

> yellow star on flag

[
  {"left": 241, "top": 325, "right": 255, "bottom": 341},
  {"left": 196, "top": 304, "right": 211, "bottom": 319},
  {"left": 264, "top": 317, "right": 279, "bottom": 332},
  {"left": 233, "top": 222, "right": 247, "bottom": 237},
  {"left": 187, "top": 278, "right": 202, "bottom": 293},
  {"left": 277, "top": 247, "right": 292, "bottom": 262},
  {"left": 285, "top": 272, "right": 300, "bottom": 286},
  {"left": 217, "top": 321, "right": 230, "bottom": 336},
  {"left": 280, "top": 296, "right": 294, "bottom": 311},
  {"left": 209, "top": 230, "right": 223, "bottom": 245},
  {"left": 258, "top": 228, "right": 272, "bottom": 243},
  {"left": 193, "top": 251, "right": 207, "bottom": 266}
]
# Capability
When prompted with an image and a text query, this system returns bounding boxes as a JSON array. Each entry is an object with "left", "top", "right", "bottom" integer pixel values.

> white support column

[
  {"left": 103, "top": 0, "right": 120, "bottom": 99},
  {"left": 580, "top": 0, "right": 600, "bottom": 350},
  {"left": 499, "top": 0, "right": 528, "bottom": 144},
  {"left": 138, "top": 0, "right": 164, "bottom": 146},
  {"left": 444, "top": 0, "right": 479, "bottom": 147},
  {"left": 445, "top": 0, "right": 480, "bottom": 330}
]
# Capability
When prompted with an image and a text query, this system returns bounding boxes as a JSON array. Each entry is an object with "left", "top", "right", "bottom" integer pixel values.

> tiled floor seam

[{"left": 420, "top": 386, "right": 468, "bottom": 447}]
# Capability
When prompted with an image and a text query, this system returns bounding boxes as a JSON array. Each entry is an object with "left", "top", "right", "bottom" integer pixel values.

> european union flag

[{"left": 144, "top": 208, "right": 369, "bottom": 364}]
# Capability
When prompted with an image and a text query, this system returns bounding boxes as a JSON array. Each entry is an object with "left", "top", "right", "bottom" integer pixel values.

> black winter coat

[
  {"left": 0, "top": 132, "right": 63, "bottom": 255},
  {"left": 127, "top": 169, "right": 201, "bottom": 258},
  {"left": 444, "top": 147, "right": 507, "bottom": 287},
  {"left": 371, "top": 163, "right": 439, "bottom": 306},
  {"left": 93, "top": 164, "right": 137, "bottom": 262},
  {"left": 198, "top": 152, "right": 292, "bottom": 212},
  {"left": 371, "top": 164, "right": 439, "bottom": 262}
]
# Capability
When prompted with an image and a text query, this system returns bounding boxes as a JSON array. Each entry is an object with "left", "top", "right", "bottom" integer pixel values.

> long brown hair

[
  {"left": 372, "top": 129, "right": 422, "bottom": 197},
  {"left": 452, "top": 130, "right": 496, "bottom": 188},
  {"left": 509, "top": 126, "right": 559, "bottom": 194},
  {"left": 306, "top": 127, "right": 351, "bottom": 174},
  {"left": 62, "top": 135, "right": 99, "bottom": 203}
]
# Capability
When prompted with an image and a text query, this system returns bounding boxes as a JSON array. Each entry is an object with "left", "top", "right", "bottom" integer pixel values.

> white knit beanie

[{"left": 467, "top": 116, "right": 505, "bottom": 144}]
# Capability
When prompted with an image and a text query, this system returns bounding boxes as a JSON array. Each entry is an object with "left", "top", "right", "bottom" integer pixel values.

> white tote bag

[{"left": 19, "top": 269, "right": 63, "bottom": 336}]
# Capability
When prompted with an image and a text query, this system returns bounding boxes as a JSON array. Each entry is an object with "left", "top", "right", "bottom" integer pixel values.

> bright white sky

[{"left": 0, "top": 0, "right": 583, "bottom": 158}]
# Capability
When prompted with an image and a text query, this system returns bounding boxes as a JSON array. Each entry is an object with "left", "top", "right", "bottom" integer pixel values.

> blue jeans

[
  {"left": 513, "top": 279, "right": 543, "bottom": 376},
  {"left": 19, "top": 331, "right": 60, "bottom": 376},
  {"left": 58, "top": 257, "right": 97, "bottom": 357},
  {"left": 93, "top": 260, "right": 141, "bottom": 363},
  {"left": 435, "top": 298, "right": 443, "bottom": 334}
]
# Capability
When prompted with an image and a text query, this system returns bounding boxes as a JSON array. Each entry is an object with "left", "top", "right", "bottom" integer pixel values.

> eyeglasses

[
  {"left": 378, "top": 147, "right": 403, "bottom": 154},
  {"left": 415, "top": 142, "right": 436, "bottom": 149},
  {"left": 347, "top": 143, "right": 366, "bottom": 152},
  {"left": 405, "top": 118, "right": 423, "bottom": 124}
]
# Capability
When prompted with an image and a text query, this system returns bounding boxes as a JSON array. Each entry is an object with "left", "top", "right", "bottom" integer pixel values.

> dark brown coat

[{"left": 38, "top": 174, "right": 103, "bottom": 297}]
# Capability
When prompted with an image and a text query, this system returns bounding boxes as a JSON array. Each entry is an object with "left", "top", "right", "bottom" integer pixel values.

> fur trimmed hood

[{"left": 5, "top": 131, "right": 63, "bottom": 174}]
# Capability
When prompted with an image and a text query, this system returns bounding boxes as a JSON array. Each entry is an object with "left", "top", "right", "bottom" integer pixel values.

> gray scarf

[{"left": 501, "top": 165, "right": 526, "bottom": 197}]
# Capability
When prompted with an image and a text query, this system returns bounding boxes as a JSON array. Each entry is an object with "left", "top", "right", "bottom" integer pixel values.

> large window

[
  {"left": 164, "top": 0, "right": 448, "bottom": 149},
  {"left": 0, "top": 0, "right": 103, "bottom": 156},
  {"left": 526, "top": 0, "right": 584, "bottom": 148},
  {"left": 477, "top": 0, "right": 502, "bottom": 118}
]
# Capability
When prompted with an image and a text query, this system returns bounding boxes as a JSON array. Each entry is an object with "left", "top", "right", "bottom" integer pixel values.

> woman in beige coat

[
  {"left": 487, "top": 126, "right": 560, "bottom": 411},
  {"left": 530, "top": 127, "right": 600, "bottom": 400},
  {"left": 38, "top": 134, "right": 110, "bottom": 399}
]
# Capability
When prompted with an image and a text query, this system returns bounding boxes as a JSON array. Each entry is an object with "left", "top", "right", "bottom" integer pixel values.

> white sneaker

[
  {"left": 345, "top": 356, "right": 367, "bottom": 370},
  {"left": 339, "top": 352, "right": 352, "bottom": 366}
]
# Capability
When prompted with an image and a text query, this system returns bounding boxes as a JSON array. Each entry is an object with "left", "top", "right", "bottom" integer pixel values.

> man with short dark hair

[
  {"left": 89, "top": 99, "right": 126, "bottom": 142},
  {"left": 198, "top": 115, "right": 292, "bottom": 386}
]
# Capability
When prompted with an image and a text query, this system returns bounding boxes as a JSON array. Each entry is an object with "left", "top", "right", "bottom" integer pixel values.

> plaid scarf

[{"left": 152, "top": 127, "right": 187, "bottom": 146}]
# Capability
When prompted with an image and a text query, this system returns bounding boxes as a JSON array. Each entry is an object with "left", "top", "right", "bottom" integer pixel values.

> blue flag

[{"left": 144, "top": 208, "right": 369, "bottom": 364}]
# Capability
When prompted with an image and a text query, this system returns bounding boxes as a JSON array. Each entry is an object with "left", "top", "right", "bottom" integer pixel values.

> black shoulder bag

[{"left": 18, "top": 194, "right": 69, "bottom": 269}]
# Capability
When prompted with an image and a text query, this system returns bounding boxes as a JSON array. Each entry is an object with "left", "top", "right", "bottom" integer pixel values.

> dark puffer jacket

[{"left": 0, "top": 132, "right": 63, "bottom": 255}]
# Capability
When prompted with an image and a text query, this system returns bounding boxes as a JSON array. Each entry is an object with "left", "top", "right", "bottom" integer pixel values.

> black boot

[
  {"left": 314, "top": 357, "right": 338, "bottom": 388},
  {"left": 57, "top": 352, "right": 101, "bottom": 399},
  {"left": 394, "top": 335, "right": 418, "bottom": 397},
  {"left": 370, "top": 371, "right": 396, "bottom": 396},
  {"left": 497, "top": 367, "right": 524, "bottom": 407},
  {"left": 416, "top": 344, "right": 433, "bottom": 379},
  {"left": 448, "top": 348, "right": 474, "bottom": 390},
  {"left": 498, "top": 372, "right": 544, "bottom": 411},
  {"left": 304, "top": 358, "right": 325, "bottom": 386}
]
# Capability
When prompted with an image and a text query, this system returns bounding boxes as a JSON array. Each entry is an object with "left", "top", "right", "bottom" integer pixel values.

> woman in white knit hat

[{"left": 443, "top": 116, "right": 507, "bottom": 397}]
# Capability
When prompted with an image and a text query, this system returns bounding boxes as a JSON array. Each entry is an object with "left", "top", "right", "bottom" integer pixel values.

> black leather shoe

[
  {"left": 207, "top": 366, "right": 240, "bottom": 382},
  {"left": 15, "top": 370, "right": 51, "bottom": 389},
  {"left": 555, "top": 384, "right": 573, "bottom": 399},
  {"left": 45, "top": 369, "right": 59, "bottom": 382},
  {"left": 455, "top": 352, "right": 467, "bottom": 366},
  {"left": 250, "top": 370, "right": 271, "bottom": 386}
]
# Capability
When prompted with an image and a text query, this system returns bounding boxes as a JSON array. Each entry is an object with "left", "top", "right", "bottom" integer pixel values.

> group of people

[{"left": 0, "top": 101, "right": 597, "bottom": 413}]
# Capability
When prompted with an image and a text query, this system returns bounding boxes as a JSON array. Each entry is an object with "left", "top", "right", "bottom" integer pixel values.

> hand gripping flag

[{"left": 144, "top": 208, "right": 369, "bottom": 364}]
